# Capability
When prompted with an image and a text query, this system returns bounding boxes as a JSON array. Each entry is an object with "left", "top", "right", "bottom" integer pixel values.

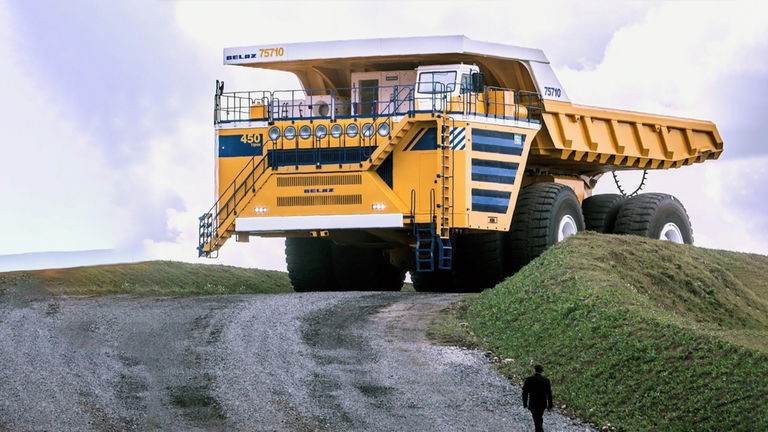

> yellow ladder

[{"left": 437, "top": 117, "right": 454, "bottom": 239}]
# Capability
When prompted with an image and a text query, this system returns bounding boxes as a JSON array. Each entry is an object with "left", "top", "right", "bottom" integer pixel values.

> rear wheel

[
  {"left": 613, "top": 193, "right": 693, "bottom": 244},
  {"left": 582, "top": 193, "right": 626, "bottom": 233},
  {"left": 285, "top": 237, "right": 336, "bottom": 292},
  {"left": 506, "top": 182, "right": 585, "bottom": 273}
]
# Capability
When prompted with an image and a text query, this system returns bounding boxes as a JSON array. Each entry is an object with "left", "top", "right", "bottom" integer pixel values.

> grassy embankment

[
  {"left": 0, "top": 261, "right": 293, "bottom": 296},
  {"left": 433, "top": 232, "right": 768, "bottom": 432}
]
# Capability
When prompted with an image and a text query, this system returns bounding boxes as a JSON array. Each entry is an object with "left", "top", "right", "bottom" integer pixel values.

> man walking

[{"left": 522, "top": 364, "right": 553, "bottom": 432}]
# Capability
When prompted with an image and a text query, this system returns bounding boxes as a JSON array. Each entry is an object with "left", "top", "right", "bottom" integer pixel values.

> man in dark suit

[{"left": 522, "top": 364, "right": 553, "bottom": 432}]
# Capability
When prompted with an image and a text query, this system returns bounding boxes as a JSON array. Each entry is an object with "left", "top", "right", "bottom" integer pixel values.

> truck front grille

[
  {"left": 276, "top": 194, "right": 363, "bottom": 207},
  {"left": 276, "top": 174, "right": 362, "bottom": 187}
]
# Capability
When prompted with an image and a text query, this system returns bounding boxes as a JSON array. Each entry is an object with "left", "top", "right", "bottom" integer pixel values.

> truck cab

[{"left": 413, "top": 64, "right": 480, "bottom": 111}]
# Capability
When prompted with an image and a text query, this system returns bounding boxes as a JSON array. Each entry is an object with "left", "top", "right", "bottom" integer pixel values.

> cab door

[{"left": 359, "top": 79, "right": 379, "bottom": 116}]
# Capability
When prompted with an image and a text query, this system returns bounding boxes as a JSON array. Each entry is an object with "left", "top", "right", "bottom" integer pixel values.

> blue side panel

[
  {"left": 472, "top": 129, "right": 525, "bottom": 155},
  {"left": 403, "top": 129, "right": 424, "bottom": 151},
  {"left": 471, "top": 188, "right": 511, "bottom": 213},
  {"left": 219, "top": 134, "right": 264, "bottom": 157},
  {"left": 471, "top": 159, "right": 519, "bottom": 185},
  {"left": 411, "top": 127, "right": 438, "bottom": 151}
]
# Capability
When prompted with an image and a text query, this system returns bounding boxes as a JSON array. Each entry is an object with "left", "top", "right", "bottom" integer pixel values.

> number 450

[{"left": 240, "top": 133, "right": 263, "bottom": 145}]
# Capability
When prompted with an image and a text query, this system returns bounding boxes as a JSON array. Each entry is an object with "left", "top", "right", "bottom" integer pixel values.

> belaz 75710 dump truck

[{"left": 198, "top": 36, "right": 723, "bottom": 292}]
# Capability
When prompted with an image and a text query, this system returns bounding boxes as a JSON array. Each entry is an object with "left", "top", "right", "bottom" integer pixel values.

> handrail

[
  {"left": 202, "top": 151, "right": 270, "bottom": 241},
  {"left": 214, "top": 82, "right": 542, "bottom": 124}
]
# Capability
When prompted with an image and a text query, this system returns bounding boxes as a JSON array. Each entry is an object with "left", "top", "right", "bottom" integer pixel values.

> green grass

[
  {"left": 441, "top": 232, "right": 768, "bottom": 432},
  {"left": 0, "top": 261, "right": 293, "bottom": 296}
]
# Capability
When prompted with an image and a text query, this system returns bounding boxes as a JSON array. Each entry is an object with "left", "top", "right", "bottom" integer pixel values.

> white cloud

[
  {"left": 0, "top": 3, "right": 124, "bottom": 254},
  {"left": 173, "top": 0, "right": 652, "bottom": 70},
  {"left": 556, "top": 2, "right": 768, "bottom": 157}
]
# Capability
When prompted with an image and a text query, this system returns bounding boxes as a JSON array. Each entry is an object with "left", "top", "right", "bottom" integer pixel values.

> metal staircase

[
  {"left": 414, "top": 222, "right": 452, "bottom": 272},
  {"left": 414, "top": 224, "right": 436, "bottom": 272},
  {"left": 198, "top": 155, "right": 272, "bottom": 257},
  {"left": 364, "top": 117, "right": 418, "bottom": 169}
]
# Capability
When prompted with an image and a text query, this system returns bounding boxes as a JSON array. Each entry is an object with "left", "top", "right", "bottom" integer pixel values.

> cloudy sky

[{"left": 1, "top": 0, "right": 766, "bottom": 271}]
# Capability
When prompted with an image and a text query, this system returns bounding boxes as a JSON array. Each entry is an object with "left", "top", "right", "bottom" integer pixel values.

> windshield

[{"left": 417, "top": 71, "right": 457, "bottom": 94}]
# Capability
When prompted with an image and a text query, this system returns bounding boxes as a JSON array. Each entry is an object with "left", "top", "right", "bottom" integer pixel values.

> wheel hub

[
  {"left": 557, "top": 215, "right": 578, "bottom": 242},
  {"left": 659, "top": 222, "right": 684, "bottom": 244}
]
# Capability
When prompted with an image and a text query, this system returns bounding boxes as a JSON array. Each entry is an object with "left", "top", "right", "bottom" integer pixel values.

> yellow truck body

[{"left": 198, "top": 36, "right": 722, "bottom": 292}]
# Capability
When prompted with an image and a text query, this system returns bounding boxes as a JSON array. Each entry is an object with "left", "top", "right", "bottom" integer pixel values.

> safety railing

[{"left": 213, "top": 82, "right": 542, "bottom": 125}]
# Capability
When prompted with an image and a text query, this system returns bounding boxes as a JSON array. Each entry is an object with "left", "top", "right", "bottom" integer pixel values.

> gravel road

[{"left": 0, "top": 285, "right": 590, "bottom": 431}]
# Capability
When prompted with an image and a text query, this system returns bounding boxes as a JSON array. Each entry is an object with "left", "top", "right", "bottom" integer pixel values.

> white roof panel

[{"left": 223, "top": 35, "right": 549, "bottom": 66}]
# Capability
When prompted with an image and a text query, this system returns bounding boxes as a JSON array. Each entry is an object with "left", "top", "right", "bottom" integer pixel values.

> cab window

[
  {"left": 460, "top": 73, "right": 470, "bottom": 94},
  {"left": 417, "top": 71, "right": 457, "bottom": 94}
]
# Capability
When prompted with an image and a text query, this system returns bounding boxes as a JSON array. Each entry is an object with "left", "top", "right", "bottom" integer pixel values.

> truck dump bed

[{"left": 531, "top": 100, "right": 723, "bottom": 174}]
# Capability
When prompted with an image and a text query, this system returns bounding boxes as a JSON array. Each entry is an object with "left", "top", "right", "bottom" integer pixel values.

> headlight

[
  {"left": 284, "top": 126, "right": 296, "bottom": 140},
  {"left": 377, "top": 122, "right": 390, "bottom": 137},
  {"left": 268, "top": 126, "right": 281, "bottom": 141},
  {"left": 330, "top": 124, "right": 343, "bottom": 138},
  {"left": 299, "top": 125, "right": 312, "bottom": 139},
  {"left": 346, "top": 123, "right": 359, "bottom": 138},
  {"left": 315, "top": 124, "right": 328, "bottom": 139},
  {"left": 362, "top": 123, "right": 374, "bottom": 137},
  {"left": 255, "top": 207, "right": 268, "bottom": 214},
  {"left": 371, "top": 203, "right": 386, "bottom": 210}
]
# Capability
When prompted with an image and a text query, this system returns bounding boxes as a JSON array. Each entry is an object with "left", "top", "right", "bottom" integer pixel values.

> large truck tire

[
  {"left": 582, "top": 193, "right": 626, "bottom": 233},
  {"left": 412, "top": 231, "right": 505, "bottom": 293},
  {"left": 332, "top": 245, "right": 405, "bottom": 291},
  {"left": 613, "top": 193, "right": 693, "bottom": 244},
  {"left": 285, "top": 237, "right": 337, "bottom": 292},
  {"left": 454, "top": 231, "right": 506, "bottom": 291},
  {"left": 411, "top": 270, "right": 453, "bottom": 293},
  {"left": 506, "top": 182, "right": 585, "bottom": 273}
]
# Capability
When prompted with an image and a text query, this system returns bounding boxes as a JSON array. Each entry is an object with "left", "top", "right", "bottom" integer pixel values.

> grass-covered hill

[
  {"left": 446, "top": 232, "right": 768, "bottom": 432},
  {"left": 0, "top": 261, "right": 293, "bottom": 296}
]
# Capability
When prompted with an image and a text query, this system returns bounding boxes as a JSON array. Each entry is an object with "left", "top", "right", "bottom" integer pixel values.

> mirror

[{"left": 471, "top": 72, "right": 484, "bottom": 93}]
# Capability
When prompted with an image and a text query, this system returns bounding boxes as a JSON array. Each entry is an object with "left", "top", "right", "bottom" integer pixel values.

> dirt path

[{"left": 0, "top": 289, "right": 589, "bottom": 431}]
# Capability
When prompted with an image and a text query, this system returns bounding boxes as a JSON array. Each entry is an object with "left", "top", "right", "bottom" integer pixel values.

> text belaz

[
  {"left": 226, "top": 54, "right": 258, "bottom": 61},
  {"left": 304, "top": 188, "right": 334, "bottom": 194}
]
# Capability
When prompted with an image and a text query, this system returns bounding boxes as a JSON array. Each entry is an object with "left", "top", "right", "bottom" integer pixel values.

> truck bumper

[{"left": 235, "top": 213, "right": 405, "bottom": 233}]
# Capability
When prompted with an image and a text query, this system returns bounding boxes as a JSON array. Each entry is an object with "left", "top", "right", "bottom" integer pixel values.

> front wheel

[
  {"left": 506, "top": 182, "right": 585, "bottom": 273},
  {"left": 410, "top": 231, "right": 506, "bottom": 293},
  {"left": 285, "top": 238, "right": 337, "bottom": 292},
  {"left": 332, "top": 245, "right": 405, "bottom": 291}
]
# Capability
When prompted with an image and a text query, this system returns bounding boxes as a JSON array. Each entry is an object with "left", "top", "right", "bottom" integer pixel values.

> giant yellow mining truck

[{"left": 198, "top": 36, "right": 723, "bottom": 292}]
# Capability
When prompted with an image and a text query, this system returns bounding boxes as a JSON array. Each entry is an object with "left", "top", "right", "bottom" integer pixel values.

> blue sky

[{"left": 1, "top": 0, "right": 766, "bottom": 271}]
